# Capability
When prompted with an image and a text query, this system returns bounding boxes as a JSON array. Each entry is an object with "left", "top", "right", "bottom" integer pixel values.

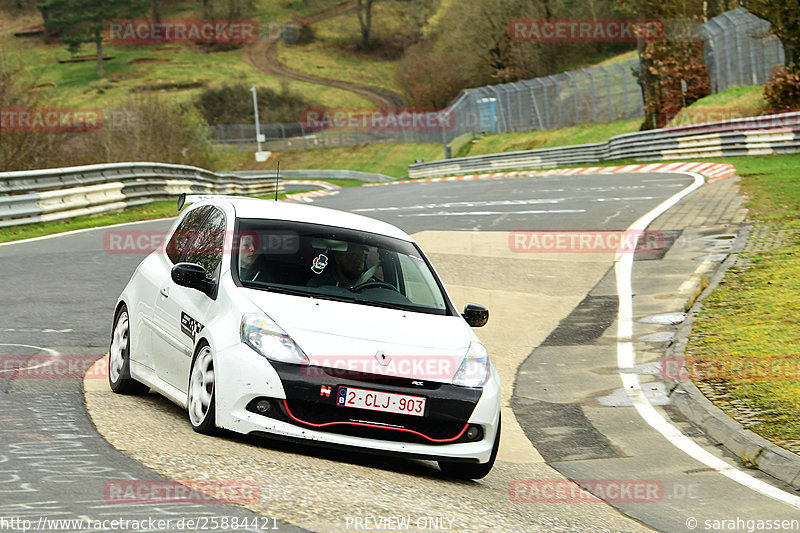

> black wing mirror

[
  {"left": 462, "top": 303, "right": 489, "bottom": 327},
  {"left": 172, "top": 263, "right": 214, "bottom": 296}
]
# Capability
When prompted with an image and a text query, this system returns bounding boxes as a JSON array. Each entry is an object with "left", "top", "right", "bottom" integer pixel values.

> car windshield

[{"left": 234, "top": 218, "right": 451, "bottom": 315}]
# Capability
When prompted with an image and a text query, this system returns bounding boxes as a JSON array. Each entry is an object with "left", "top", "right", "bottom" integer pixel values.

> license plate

[{"left": 337, "top": 386, "right": 426, "bottom": 417}]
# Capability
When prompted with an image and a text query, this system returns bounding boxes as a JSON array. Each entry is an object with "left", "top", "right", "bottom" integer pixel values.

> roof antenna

[{"left": 275, "top": 161, "right": 280, "bottom": 201}]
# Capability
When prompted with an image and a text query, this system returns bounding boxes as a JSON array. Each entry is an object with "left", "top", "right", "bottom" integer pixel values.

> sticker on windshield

[{"left": 311, "top": 253, "right": 329, "bottom": 274}]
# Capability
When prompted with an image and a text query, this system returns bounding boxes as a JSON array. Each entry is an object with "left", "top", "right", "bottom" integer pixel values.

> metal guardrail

[
  {"left": 229, "top": 169, "right": 395, "bottom": 182},
  {"left": 408, "top": 112, "right": 800, "bottom": 179},
  {"left": 6, "top": 112, "right": 797, "bottom": 226},
  {"left": 0, "top": 162, "right": 282, "bottom": 228}
]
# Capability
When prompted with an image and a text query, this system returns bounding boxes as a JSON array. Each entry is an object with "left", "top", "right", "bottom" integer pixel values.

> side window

[
  {"left": 397, "top": 253, "right": 445, "bottom": 309},
  {"left": 166, "top": 206, "right": 211, "bottom": 264},
  {"left": 182, "top": 208, "right": 226, "bottom": 280}
]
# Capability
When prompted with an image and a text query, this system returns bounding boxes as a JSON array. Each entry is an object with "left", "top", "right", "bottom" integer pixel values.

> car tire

[
  {"left": 438, "top": 416, "right": 501, "bottom": 480},
  {"left": 108, "top": 305, "right": 149, "bottom": 395},
  {"left": 188, "top": 342, "right": 217, "bottom": 435}
]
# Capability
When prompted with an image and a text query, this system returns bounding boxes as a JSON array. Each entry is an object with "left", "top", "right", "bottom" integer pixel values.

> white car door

[
  {"left": 140, "top": 205, "right": 210, "bottom": 374},
  {"left": 151, "top": 207, "right": 226, "bottom": 392}
]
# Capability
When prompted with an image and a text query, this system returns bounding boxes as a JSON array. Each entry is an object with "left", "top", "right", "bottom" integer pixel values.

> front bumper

[
  {"left": 265, "top": 361, "right": 484, "bottom": 444},
  {"left": 214, "top": 343, "right": 501, "bottom": 462}
]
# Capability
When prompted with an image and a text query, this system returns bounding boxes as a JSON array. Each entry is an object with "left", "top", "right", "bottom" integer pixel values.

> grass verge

[
  {"left": 666, "top": 86, "right": 768, "bottom": 127},
  {"left": 457, "top": 119, "right": 642, "bottom": 157},
  {"left": 0, "top": 200, "right": 179, "bottom": 244},
  {"left": 276, "top": 3, "right": 401, "bottom": 95},
  {"left": 685, "top": 153, "right": 800, "bottom": 447},
  {"left": 214, "top": 142, "right": 444, "bottom": 178}
]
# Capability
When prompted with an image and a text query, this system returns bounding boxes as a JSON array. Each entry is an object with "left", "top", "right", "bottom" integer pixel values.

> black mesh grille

[
  {"left": 281, "top": 399, "right": 470, "bottom": 444},
  {"left": 267, "top": 361, "right": 483, "bottom": 445}
]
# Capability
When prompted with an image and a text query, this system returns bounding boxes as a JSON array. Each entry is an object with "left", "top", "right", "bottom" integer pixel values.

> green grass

[
  {"left": 1, "top": 3, "right": 373, "bottom": 111},
  {"left": 595, "top": 50, "right": 638, "bottom": 66},
  {"left": 0, "top": 200, "right": 179, "bottom": 243},
  {"left": 215, "top": 142, "right": 444, "bottom": 178},
  {"left": 730, "top": 154, "right": 800, "bottom": 222},
  {"left": 2, "top": 39, "right": 372, "bottom": 110},
  {"left": 666, "top": 86, "right": 768, "bottom": 128},
  {"left": 459, "top": 118, "right": 642, "bottom": 157},
  {"left": 253, "top": 0, "right": 346, "bottom": 21},
  {"left": 685, "top": 153, "right": 800, "bottom": 444},
  {"left": 277, "top": 39, "right": 399, "bottom": 95},
  {"left": 275, "top": 3, "right": 402, "bottom": 97}
]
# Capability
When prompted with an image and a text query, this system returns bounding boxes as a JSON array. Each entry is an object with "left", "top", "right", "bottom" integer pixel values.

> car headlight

[
  {"left": 240, "top": 313, "right": 309, "bottom": 365},
  {"left": 452, "top": 341, "right": 489, "bottom": 387}
]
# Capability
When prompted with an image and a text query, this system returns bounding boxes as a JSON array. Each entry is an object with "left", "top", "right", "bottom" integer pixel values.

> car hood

[{"left": 242, "top": 289, "right": 472, "bottom": 380}]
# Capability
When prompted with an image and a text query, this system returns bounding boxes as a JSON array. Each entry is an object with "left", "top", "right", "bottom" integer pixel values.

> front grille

[
  {"left": 302, "top": 366, "right": 443, "bottom": 390},
  {"left": 263, "top": 362, "right": 485, "bottom": 445},
  {"left": 281, "top": 399, "right": 473, "bottom": 444}
]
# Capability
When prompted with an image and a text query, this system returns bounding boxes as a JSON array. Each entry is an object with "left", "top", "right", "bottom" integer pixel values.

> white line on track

[
  {"left": 0, "top": 343, "right": 60, "bottom": 356},
  {"left": 0, "top": 344, "right": 61, "bottom": 374},
  {"left": 353, "top": 199, "right": 566, "bottom": 212},
  {"left": 398, "top": 209, "right": 586, "bottom": 217},
  {"left": 595, "top": 196, "right": 655, "bottom": 202},
  {"left": 615, "top": 172, "right": 800, "bottom": 509},
  {"left": 355, "top": 196, "right": 659, "bottom": 213}
]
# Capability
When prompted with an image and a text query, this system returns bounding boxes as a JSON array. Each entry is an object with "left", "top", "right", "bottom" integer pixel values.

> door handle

[{"left": 160, "top": 287, "right": 170, "bottom": 298}]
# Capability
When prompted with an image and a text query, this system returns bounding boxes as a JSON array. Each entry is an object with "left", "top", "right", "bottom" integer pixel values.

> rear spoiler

[
  {"left": 177, "top": 193, "right": 233, "bottom": 211},
  {"left": 177, "top": 163, "right": 282, "bottom": 210}
]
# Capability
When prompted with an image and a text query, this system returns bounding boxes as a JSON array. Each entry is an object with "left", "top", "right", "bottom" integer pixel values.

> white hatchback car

[{"left": 110, "top": 195, "right": 500, "bottom": 479}]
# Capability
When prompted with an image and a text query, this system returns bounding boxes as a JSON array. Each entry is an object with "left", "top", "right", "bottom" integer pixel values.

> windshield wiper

[
  {"left": 262, "top": 285, "right": 355, "bottom": 304},
  {"left": 252, "top": 284, "right": 320, "bottom": 298},
  {"left": 250, "top": 284, "right": 425, "bottom": 312},
  {"left": 257, "top": 285, "right": 314, "bottom": 298},
  {"left": 348, "top": 298, "right": 410, "bottom": 311}
]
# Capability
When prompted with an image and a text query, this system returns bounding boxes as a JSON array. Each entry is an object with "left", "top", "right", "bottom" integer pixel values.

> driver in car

[
  {"left": 238, "top": 233, "right": 265, "bottom": 282},
  {"left": 307, "top": 243, "right": 377, "bottom": 289}
]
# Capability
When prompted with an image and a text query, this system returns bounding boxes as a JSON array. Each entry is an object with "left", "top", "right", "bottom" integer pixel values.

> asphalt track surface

[{"left": 1, "top": 172, "right": 798, "bottom": 532}]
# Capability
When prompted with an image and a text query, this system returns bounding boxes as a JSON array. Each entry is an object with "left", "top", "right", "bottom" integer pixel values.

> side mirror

[
  {"left": 462, "top": 303, "right": 489, "bottom": 328},
  {"left": 172, "top": 263, "right": 214, "bottom": 296}
]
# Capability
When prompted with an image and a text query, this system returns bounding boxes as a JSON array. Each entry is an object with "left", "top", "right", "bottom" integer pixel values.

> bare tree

[
  {"left": 619, "top": 0, "right": 710, "bottom": 129},
  {"left": 0, "top": 59, "right": 68, "bottom": 171},
  {"left": 357, "top": 0, "right": 377, "bottom": 49},
  {"left": 741, "top": 0, "right": 800, "bottom": 67}
]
